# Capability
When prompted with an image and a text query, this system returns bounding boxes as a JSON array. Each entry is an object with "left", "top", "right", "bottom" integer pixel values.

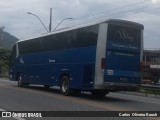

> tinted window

[
  {"left": 107, "top": 24, "right": 141, "bottom": 45},
  {"left": 41, "top": 31, "right": 71, "bottom": 51},
  {"left": 107, "top": 24, "right": 141, "bottom": 52},
  {"left": 41, "top": 25, "right": 99, "bottom": 51},
  {"left": 10, "top": 45, "right": 16, "bottom": 64},
  {"left": 19, "top": 25, "right": 99, "bottom": 54},
  {"left": 19, "top": 38, "right": 41, "bottom": 54},
  {"left": 76, "top": 25, "right": 98, "bottom": 47}
]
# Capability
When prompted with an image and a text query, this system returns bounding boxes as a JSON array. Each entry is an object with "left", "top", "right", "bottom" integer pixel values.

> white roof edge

[
  {"left": 17, "top": 19, "right": 143, "bottom": 43},
  {"left": 17, "top": 19, "right": 106, "bottom": 43}
]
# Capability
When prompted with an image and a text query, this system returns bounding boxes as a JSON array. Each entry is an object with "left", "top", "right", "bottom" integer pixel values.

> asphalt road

[{"left": 0, "top": 78, "right": 159, "bottom": 120}]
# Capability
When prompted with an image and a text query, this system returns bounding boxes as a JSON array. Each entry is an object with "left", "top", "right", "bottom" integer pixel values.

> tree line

[{"left": 0, "top": 48, "right": 11, "bottom": 77}]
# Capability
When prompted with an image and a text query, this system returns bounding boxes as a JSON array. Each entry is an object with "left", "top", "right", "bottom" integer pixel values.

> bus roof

[{"left": 17, "top": 19, "right": 144, "bottom": 43}]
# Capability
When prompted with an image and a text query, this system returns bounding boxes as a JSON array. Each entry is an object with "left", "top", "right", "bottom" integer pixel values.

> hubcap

[
  {"left": 62, "top": 80, "right": 68, "bottom": 93},
  {"left": 18, "top": 76, "right": 22, "bottom": 86}
]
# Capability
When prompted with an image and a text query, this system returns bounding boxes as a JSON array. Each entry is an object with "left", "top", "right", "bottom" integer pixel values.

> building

[{"left": 143, "top": 49, "right": 160, "bottom": 84}]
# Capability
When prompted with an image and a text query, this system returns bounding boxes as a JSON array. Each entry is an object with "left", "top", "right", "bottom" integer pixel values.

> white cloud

[
  {"left": 0, "top": 0, "right": 160, "bottom": 48},
  {"left": 152, "top": 0, "right": 160, "bottom": 3}
]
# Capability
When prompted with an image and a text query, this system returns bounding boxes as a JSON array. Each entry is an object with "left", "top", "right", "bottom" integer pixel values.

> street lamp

[
  {"left": 54, "top": 18, "right": 73, "bottom": 31},
  {"left": 27, "top": 12, "right": 49, "bottom": 32}
]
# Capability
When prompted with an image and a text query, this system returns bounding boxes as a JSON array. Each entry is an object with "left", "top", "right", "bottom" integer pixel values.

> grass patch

[{"left": 139, "top": 88, "right": 160, "bottom": 96}]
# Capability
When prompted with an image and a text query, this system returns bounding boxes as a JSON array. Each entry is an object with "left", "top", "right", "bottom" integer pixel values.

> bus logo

[
  {"left": 117, "top": 29, "right": 134, "bottom": 42},
  {"left": 19, "top": 57, "right": 24, "bottom": 64}
]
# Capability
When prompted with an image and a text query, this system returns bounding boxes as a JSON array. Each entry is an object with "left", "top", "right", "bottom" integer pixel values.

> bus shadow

[
  {"left": 14, "top": 85, "right": 131, "bottom": 103},
  {"left": 76, "top": 92, "right": 131, "bottom": 103}
]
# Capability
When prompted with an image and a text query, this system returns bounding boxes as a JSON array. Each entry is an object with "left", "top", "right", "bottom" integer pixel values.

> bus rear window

[{"left": 107, "top": 24, "right": 141, "bottom": 52}]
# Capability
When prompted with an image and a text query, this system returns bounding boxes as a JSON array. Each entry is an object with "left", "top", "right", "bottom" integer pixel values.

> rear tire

[{"left": 60, "top": 76, "right": 70, "bottom": 96}]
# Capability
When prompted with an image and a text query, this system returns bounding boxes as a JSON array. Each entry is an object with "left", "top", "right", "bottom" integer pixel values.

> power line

[
  {"left": 60, "top": 0, "right": 160, "bottom": 28},
  {"left": 106, "top": 5, "right": 160, "bottom": 18},
  {"left": 92, "top": 0, "right": 150, "bottom": 16},
  {"left": 74, "top": 0, "right": 151, "bottom": 20}
]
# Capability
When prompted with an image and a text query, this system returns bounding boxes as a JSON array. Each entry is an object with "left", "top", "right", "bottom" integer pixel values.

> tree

[{"left": 0, "top": 48, "right": 11, "bottom": 75}]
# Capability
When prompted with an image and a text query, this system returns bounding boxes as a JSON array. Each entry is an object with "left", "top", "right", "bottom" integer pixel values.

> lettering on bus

[
  {"left": 112, "top": 43, "right": 138, "bottom": 50},
  {"left": 49, "top": 59, "right": 55, "bottom": 63},
  {"left": 117, "top": 28, "right": 134, "bottom": 42},
  {"left": 19, "top": 57, "right": 24, "bottom": 64}
]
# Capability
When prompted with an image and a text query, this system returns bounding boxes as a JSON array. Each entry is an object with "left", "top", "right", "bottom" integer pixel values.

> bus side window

[{"left": 10, "top": 45, "right": 16, "bottom": 65}]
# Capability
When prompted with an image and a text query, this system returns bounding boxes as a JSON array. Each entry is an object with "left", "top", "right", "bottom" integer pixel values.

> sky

[{"left": 0, "top": 0, "right": 160, "bottom": 49}]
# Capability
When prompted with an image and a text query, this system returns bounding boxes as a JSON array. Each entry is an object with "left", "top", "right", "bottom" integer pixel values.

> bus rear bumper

[{"left": 94, "top": 82, "right": 140, "bottom": 92}]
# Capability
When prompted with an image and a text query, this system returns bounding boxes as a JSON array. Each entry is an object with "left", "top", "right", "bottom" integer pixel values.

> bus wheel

[
  {"left": 60, "top": 76, "right": 70, "bottom": 96},
  {"left": 17, "top": 75, "right": 24, "bottom": 87},
  {"left": 91, "top": 90, "right": 108, "bottom": 97}
]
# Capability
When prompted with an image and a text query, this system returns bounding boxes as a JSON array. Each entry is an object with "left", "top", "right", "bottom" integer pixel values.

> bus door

[{"left": 104, "top": 23, "right": 142, "bottom": 84}]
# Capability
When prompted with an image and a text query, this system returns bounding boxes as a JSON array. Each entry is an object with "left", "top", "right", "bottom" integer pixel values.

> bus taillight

[{"left": 101, "top": 58, "right": 106, "bottom": 69}]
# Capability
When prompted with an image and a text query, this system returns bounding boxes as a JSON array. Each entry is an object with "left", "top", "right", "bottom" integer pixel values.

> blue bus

[{"left": 9, "top": 19, "right": 144, "bottom": 97}]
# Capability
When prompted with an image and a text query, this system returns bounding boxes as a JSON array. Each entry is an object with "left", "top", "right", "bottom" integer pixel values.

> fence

[{"left": 141, "top": 84, "right": 160, "bottom": 96}]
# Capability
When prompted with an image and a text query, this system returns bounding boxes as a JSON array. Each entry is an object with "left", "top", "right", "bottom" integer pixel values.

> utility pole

[
  {"left": 28, "top": 8, "right": 52, "bottom": 32},
  {"left": 49, "top": 8, "right": 52, "bottom": 32},
  {"left": 28, "top": 8, "right": 72, "bottom": 32}
]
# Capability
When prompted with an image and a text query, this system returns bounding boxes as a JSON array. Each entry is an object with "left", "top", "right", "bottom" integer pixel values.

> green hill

[
  {"left": 0, "top": 31, "right": 18, "bottom": 76},
  {"left": 0, "top": 31, "right": 19, "bottom": 50}
]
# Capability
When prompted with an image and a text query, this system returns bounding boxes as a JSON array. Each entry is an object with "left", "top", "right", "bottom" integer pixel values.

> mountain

[{"left": 0, "top": 31, "right": 19, "bottom": 50}]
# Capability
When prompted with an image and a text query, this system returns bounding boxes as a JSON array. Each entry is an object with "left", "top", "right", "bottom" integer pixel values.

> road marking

[
  {"left": 0, "top": 108, "right": 6, "bottom": 111},
  {"left": 0, "top": 81, "right": 160, "bottom": 120},
  {"left": 110, "top": 93, "right": 160, "bottom": 105},
  {"left": 0, "top": 107, "right": 26, "bottom": 120},
  {"left": 0, "top": 83, "right": 128, "bottom": 111},
  {"left": 1, "top": 82, "right": 159, "bottom": 111},
  {"left": 129, "top": 97, "right": 160, "bottom": 105}
]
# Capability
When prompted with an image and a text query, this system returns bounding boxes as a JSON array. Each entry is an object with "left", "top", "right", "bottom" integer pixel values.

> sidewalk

[{"left": 0, "top": 77, "right": 9, "bottom": 80}]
